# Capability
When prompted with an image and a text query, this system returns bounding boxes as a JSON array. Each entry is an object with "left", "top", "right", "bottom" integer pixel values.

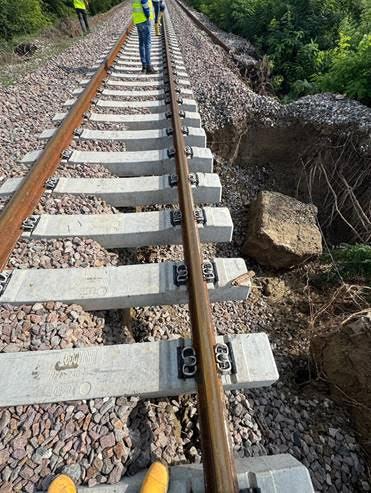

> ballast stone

[{"left": 243, "top": 191, "right": 322, "bottom": 269}]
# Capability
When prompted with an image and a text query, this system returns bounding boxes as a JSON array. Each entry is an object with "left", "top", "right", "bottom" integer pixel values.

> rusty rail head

[
  {"left": 163, "top": 17, "right": 239, "bottom": 493},
  {"left": 173, "top": 0, "right": 230, "bottom": 53},
  {"left": 0, "top": 23, "right": 133, "bottom": 270}
]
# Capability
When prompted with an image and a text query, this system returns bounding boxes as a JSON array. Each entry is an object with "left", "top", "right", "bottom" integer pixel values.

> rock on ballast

[{"left": 243, "top": 191, "right": 322, "bottom": 269}]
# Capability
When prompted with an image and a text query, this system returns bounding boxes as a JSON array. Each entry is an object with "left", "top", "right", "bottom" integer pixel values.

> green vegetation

[
  {"left": 0, "top": 0, "right": 47, "bottom": 40},
  {"left": 321, "top": 244, "right": 371, "bottom": 283},
  {"left": 0, "top": 0, "right": 122, "bottom": 41},
  {"left": 322, "top": 244, "right": 371, "bottom": 282},
  {"left": 191, "top": 0, "right": 371, "bottom": 104}
]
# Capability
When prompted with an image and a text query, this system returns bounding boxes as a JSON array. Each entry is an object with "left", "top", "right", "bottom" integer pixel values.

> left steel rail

[{"left": 0, "top": 22, "right": 133, "bottom": 270}]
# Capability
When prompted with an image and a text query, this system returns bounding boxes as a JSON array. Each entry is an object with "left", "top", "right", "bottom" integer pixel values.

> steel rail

[
  {"left": 0, "top": 23, "right": 133, "bottom": 270},
  {"left": 163, "top": 17, "right": 239, "bottom": 493},
  {"left": 173, "top": 0, "right": 231, "bottom": 53}
]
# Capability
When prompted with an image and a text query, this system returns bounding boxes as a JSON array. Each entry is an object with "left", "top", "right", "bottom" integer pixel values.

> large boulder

[
  {"left": 311, "top": 311, "right": 371, "bottom": 462},
  {"left": 243, "top": 191, "right": 322, "bottom": 269}
]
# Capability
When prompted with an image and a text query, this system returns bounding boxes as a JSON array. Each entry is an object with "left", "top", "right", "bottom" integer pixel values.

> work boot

[
  {"left": 146, "top": 65, "right": 157, "bottom": 74},
  {"left": 141, "top": 63, "right": 147, "bottom": 72},
  {"left": 48, "top": 475, "right": 77, "bottom": 493},
  {"left": 140, "top": 462, "right": 169, "bottom": 493},
  {"left": 155, "top": 22, "right": 160, "bottom": 36}
]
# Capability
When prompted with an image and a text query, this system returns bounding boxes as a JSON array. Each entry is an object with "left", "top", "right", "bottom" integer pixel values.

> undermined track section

[{"left": 0, "top": 6, "right": 314, "bottom": 493}]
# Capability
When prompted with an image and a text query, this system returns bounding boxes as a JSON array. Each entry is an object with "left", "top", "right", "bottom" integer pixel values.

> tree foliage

[
  {"left": 0, "top": 0, "right": 47, "bottom": 40},
  {"left": 89, "top": 0, "right": 122, "bottom": 15},
  {"left": 0, "top": 0, "right": 123, "bottom": 41},
  {"left": 191, "top": 0, "right": 370, "bottom": 104}
]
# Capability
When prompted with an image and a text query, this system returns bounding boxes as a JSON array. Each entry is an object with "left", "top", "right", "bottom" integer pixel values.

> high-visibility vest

[
  {"left": 132, "top": 0, "right": 154, "bottom": 24},
  {"left": 74, "top": 0, "right": 86, "bottom": 9}
]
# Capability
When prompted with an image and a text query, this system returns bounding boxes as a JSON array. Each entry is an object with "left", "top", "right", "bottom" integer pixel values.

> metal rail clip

[
  {"left": 61, "top": 149, "right": 73, "bottom": 161},
  {"left": 22, "top": 215, "right": 40, "bottom": 233},
  {"left": 189, "top": 173, "right": 199, "bottom": 186},
  {"left": 170, "top": 209, "right": 182, "bottom": 226},
  {"left": 194, "top": 208, "right": 206, "bottom": 225},
  {"left": 168, "top": 174, "right": 178, "bottom": 187},
  {"left": 73, "top": 128, "right": 84, "bottom": 138},
  {"left": 167, "top": 148, "right": 176, "bottom": 159},
  {"left": 178, "top": 345, "right": 197, "bottom": 379},
  {"left": 0, "top": 272, "right": 12, "bottom": 296},
  {"left": 185, "top": 146, "right": 194, "bottom": 159},
  {"left": 202, "top": 261, "right": 218, "bottom": 284},
  {"left": 45, "top": 177, "right": 59, "bottom": 191},
  {"left": 164, "top": 85, "right": 181, "bottom": 95},
  {"left": 214, "top": 343, "right": 236, "bottom": 375},
  {"left": 174, "top": 263, "right": 188, "bottom": 286}
]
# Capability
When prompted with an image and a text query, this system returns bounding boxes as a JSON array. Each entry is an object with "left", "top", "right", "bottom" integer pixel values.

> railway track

[{"left": 0, "top": 4, "right": 314, "bottom": 492}]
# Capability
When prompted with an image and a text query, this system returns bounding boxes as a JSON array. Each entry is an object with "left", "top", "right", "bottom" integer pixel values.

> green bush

[
  {"left": 315, "top": 9, "right": 371, "bottom": 104},
  {"left": 0, "top": 0, "right": 48, "bottom": 40},
  {"left": 42, "top": 0, "right": 73, "bottom": 18},
  {"left": 190, "top": 0, "right": 370, "bottom": 104},
  {"left": 89, "top": 0, "right": 122, "bottom": 15},
  {"left": 0, "top": 0, "right": 123, "bottom": 42},
  {"left": 322, "top": 244, "right": 371, "bottom": 282}
]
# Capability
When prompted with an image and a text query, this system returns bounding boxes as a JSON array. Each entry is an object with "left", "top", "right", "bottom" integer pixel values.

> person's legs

[
  {"left": 143, "top": 21, "right": 154, "bottom": 71},
  {"left": 76, "top": 8, "right": 87, "bottom": 33},
  {"left": 136, "top": 22, "right": 147, "bottom": 69},
  {"left": 154, "top": 2, "right": 160, "bottom": 23},
  {"left": 154, "top": 2, "right": 160, "bottom": 35},
  {"left": 159, "top": 4, "right": 165, "bottom": 25},
  {"left": 82, "top": 9, "right": 90, "bottom": 32}
]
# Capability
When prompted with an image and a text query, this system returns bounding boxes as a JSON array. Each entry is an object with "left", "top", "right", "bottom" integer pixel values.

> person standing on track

[
  {"left": 132, "top": 0, "right": 157, "bottom": 74},
  {"left": 73, "top": 0, "right": 90, "bottom": 35},
  {"left": 153, "top": 0, "right": 165, "bottom": 36}
]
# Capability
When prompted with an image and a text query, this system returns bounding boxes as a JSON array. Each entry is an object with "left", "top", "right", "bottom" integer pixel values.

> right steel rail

[
  {"left": 173, "top": 0, "right": 231, "bottom": 53},
  {"left": 163, "top": 17, "right": 239, "bottom": 493}
]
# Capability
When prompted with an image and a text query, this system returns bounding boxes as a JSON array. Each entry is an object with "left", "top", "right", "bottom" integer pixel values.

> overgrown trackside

[
  {"left": 189, "top": 0, "right": 371, "bottom": 104},
  {"left": 0, "top": 0, "right": 124, "bottom": 42}
]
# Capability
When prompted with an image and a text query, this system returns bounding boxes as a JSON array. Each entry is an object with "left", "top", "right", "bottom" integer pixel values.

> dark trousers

[
  {"left": 137, "top": 21, "right": 152, "bottom": 66},
  {"left": 76, "top": 8, "right": 90, "bottom": 33},
  {"left": 153, "top": 2, "right": 165, "bottom": 23},
  {"left": 153, "top": 2, "right": 160, "bottom": 23}
]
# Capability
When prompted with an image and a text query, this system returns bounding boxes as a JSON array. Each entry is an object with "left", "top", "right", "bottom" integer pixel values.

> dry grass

[{"left": 298, "top": 133, "right": 371, "bottom": 243}]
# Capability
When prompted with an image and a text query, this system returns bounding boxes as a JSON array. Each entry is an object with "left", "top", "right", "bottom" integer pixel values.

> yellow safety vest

[
  {"left": 132, "top": 0, "right": 154, "bottom": 24},
  {"left": 74, "top": 0, "right": 86, "bottom": 9}
]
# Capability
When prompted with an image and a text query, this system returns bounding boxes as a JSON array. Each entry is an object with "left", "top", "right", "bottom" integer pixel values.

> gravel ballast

[{"left": 0, "top": 0, "right": 370, "bottom": 491}]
